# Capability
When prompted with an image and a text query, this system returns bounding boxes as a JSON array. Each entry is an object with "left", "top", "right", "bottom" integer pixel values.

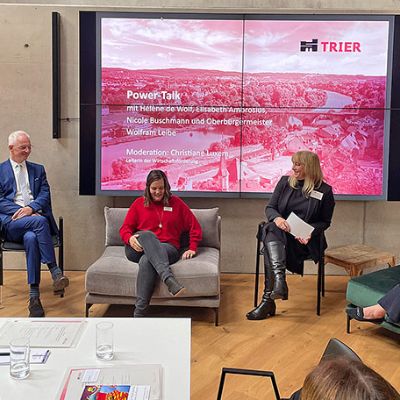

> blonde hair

[
  {"left": 288, "top": 150, "right": 323, "bottom": 197},
  {"left": 301, "top": 358, "right": 400, "bottom": 400}
]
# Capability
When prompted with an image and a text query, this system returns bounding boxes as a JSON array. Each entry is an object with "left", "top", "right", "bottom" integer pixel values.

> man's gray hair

[{"left": 8, "top": 130, "right": 30, "bottom": 146}]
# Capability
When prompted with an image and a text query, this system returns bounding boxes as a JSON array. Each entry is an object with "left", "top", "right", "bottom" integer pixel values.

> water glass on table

[
  {"left": 9, "top": 337, "right": 30, "bottom": 379},
  {"left": 96, "top": 322, "right": 114, "bottom": 360}
]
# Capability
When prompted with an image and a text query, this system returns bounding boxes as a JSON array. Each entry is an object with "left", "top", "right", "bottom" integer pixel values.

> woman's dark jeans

[{"left": 125, "top": 231, "right": 179, "bottom": 317}]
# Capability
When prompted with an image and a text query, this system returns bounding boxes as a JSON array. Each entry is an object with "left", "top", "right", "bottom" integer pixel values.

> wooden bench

[{"left": 325, "top": 244, "right": 396, "bottom": 277}]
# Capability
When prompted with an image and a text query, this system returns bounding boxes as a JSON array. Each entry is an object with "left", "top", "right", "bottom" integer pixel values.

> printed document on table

[
  {"left": 57, "top": 364, "right": 162, "bottom": 400},
  {"left": 286, "top": 212, "right": 314, "bottom": 239},
  {"left": 0, "top": 320, "right": 86, "bottom": 348}
]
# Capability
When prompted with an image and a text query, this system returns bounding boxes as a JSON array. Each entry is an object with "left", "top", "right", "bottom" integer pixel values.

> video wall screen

[{"left": 93, "top": 13, "right": 393, "bottom": 198}]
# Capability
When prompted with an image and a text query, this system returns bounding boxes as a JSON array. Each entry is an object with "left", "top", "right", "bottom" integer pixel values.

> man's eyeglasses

[{"left": 15, "top": 145, "right": 32, "bottom": 151}]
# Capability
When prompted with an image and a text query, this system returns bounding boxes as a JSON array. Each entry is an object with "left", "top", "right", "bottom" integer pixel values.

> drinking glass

[
  {"left": 96, "top": 322, "right": 114, "bottom": 360},
  {"left": 9, "top": 337, "right": 30, "bottom": 379}
]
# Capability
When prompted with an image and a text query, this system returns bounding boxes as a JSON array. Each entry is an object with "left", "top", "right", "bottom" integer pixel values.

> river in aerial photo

[{"left": 314, "top": 90, "right": 354, "bottom": 112}]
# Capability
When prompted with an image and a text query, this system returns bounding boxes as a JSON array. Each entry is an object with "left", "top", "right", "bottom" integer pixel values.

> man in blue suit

[{"left": 0, "top": 130, "right": 69, "bottom": 317}]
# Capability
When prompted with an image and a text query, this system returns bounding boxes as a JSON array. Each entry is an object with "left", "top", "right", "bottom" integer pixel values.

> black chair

[
  {"left": 0, "top": 216, "right": 64, "bottom": 304},
  {"left": 287, "top": 338, "right": 362, "bottom": 400},
  {"left": 216, "top": 338, "right": 361, "bottom": 400},
  {"left": 253, "top": 221, "right": 326, "bottom": 315},
  {"left": 217, "top": 367, "right": 282, "bottom": 400},
  {"left": 320, "top": 337, "right": 361, "bottom": 362}
]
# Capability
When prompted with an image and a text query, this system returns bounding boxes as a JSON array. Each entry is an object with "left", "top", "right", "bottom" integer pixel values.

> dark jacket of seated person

[{"left": 246, "top": 150, "right": 335, "bottom": 321}]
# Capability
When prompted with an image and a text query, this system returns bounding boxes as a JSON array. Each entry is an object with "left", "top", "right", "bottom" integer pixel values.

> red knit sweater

[{"left": 119, "top": 195, "right": 202, "bottom": 251}]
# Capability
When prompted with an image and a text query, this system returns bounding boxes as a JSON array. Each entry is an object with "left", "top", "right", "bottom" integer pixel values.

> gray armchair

[{"left": 85, "top": 207, "right": 221, "bottom": 324}]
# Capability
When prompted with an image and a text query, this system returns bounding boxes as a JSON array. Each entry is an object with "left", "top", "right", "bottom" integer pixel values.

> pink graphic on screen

[{"left": 100, "top": 18, "right": 390, "bottom": 195}]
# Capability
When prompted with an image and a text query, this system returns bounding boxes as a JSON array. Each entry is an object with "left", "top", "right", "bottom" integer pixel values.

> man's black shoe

[
  {"left": 53, "top": 275, "right": 69, "bottom": 291},
  {"left": 28, "top": 297, "right": 45, "bottom": 318}
]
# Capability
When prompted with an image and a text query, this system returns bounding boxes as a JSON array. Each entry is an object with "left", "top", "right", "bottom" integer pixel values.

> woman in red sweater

[{"left": 120, "top": 170, "right": 202, "bottom": 317}]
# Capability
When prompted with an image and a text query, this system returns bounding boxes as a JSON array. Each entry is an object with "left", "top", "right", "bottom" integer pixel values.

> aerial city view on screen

[{"left": 100, "top": 18, "right": 390, "bottom": 195}]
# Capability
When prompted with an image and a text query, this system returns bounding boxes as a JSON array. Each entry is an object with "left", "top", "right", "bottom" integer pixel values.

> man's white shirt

[{"left": 10, "top": 159, "right": 33, "bottom": 207}]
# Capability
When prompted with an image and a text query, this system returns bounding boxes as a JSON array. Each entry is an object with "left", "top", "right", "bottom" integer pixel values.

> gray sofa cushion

[
  {"left": 104, "top": 207, "right": 127, "bottom": 246},
  {"left": 85, "top": 246, "right": 220, "bottom": 298},
  {"left": 191, "top": 207, "right": 220, "bottom": 249},
  {"left": 104, "top": 206, "right": 220, "bottom": 249}
]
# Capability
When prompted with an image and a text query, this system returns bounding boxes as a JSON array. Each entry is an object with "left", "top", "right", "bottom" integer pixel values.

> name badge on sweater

[
  {"left": 310, "top": 190, "right": 323, "bottom": 200},
  {"left": 164, "top": 207, "right": 173, "bottom": 212}
]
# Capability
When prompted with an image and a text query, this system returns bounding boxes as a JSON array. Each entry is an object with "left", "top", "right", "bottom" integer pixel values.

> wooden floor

[{"left": 1, "top": 270, "right": 399, "bottom": 399}]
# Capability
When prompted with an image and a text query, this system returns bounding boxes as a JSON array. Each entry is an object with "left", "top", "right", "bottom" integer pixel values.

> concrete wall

[{"left": 1, "top": 1, "right": 400, "bottom": 274}]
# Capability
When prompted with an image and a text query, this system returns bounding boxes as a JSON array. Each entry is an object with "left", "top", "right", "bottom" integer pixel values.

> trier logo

[
  {"left": 300, "top": 38, "right": 361, "bottom": 53},
  {"left": 300, "top": 39, "right": 318, "bottom": 52}
]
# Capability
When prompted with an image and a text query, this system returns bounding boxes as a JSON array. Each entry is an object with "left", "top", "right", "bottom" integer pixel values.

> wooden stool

[{"left": 325, "top": 244, "right": 396, "bottom": 277}]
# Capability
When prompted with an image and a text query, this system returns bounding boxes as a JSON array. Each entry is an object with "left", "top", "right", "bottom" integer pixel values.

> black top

[
  {"left": 285, "top": 180, "right": 308, "bottom": 221},
  {"left": 262, "top": 175, "right": 335, "bottom": 274}
]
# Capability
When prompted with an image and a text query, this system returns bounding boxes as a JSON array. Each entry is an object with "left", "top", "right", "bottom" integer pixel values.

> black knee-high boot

[
  {"left": 266, "top": 241, "right": 288, "bottom": 300},
  {"left": 246, "top": 253, "right": 276, "bottom": 320}
]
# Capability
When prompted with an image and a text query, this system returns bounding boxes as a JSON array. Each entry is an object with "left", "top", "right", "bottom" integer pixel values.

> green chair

[{"left": 346, "top": 265, "right": 400, "bottom": 334}]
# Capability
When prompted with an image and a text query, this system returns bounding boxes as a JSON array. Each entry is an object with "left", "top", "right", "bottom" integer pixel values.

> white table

[{"left": 0, "top": 317, "right": 190, "bottom": 400}]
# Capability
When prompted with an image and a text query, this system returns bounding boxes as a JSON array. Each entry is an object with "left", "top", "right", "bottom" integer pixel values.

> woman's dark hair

[
  {"left": 143, "top": 170, "right": 172, "bottom": 206},
  {"left": 301, "top": 357, "right": 400, "bottom": 400}
]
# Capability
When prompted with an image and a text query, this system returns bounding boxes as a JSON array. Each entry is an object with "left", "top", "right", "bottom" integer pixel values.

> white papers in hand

[{"left": 286, "top": 212, "right": 314, "bottom": 239}]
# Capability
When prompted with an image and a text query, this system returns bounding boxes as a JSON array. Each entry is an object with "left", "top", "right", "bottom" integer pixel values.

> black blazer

[{"left": 265, "top": 176, "right": 335, "bottom": 273}]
